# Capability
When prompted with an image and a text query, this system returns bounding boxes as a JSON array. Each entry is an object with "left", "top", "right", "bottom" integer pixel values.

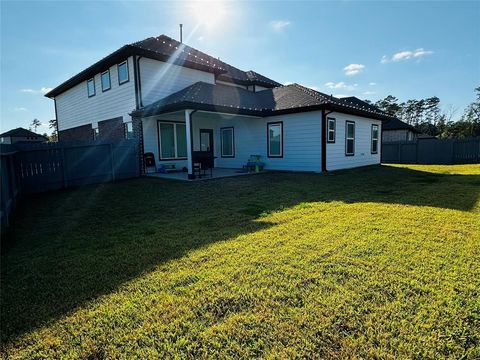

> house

[
  {"left": 45, "top": 34, "right": 394, "bottom": 178},
  {"left": 0, "top": 127, "right": 47, "bottom": 144},
  {"left": 382, "top": 117, "right": 421, "bottom": 143}
]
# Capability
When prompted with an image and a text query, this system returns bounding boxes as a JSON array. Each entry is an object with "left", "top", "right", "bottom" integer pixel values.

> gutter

[{"left": 321, "top": 107, "right": 334, "bottom": 172}]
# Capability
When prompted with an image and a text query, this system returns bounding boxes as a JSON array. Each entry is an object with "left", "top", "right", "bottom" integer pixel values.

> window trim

[
  {"left": 156, "top": 120, "right": 188, "bottom": 161},
  {"left": 92, "top": 127, "right": 99, "bottom": 140},
  {"left": 267, "top": 121, "right": 283, "bottom": 158},
  {"left": 220, "top": 127, "right": 235, "bottom": 158},
  {"left": 87, "top": 78, "right": 96, "bottom": 97},
  {"left": 101, "top": 70, "right": 111, "bottom": 92},
  {"left": 327, "top": 117, "right": 336, "bottom": 143},
  {"left": 371, "top": 124, "right": 379, "bottom": 154},
  {"left": 345, "top": 120, "right": 355, "bottom": 156},
  {"left": 117, "top": 60, "right": 129, "bottom": 85}
]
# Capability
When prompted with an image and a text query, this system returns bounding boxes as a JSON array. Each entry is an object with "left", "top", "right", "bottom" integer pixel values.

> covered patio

[{"left": 146, "top": 167, "right": 259, "bottom": 181}]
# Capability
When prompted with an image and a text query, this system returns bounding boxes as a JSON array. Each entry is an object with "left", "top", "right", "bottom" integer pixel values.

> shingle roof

[
  {"left": 46, "top": 35, "right": 280, "bottom": 98},
  {"left": 132, "top": 82, "right": 394, "bottom": 121},
  {"left": 382, "top": 117, "right": 421, "bottom": 132},
  {"left": 0, "top": 127, "right": 47, "bottom": 138}
]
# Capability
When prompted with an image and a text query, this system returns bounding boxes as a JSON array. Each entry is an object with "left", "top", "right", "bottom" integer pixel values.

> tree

[{"left": 30, "top": 118, "right": 41, "bottom": 133}]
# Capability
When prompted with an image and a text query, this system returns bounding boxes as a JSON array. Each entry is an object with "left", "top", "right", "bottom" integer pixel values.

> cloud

[
  {"left": 14, "top": 107, "right": 28, "bottom": 112},
  {"left": 324, "top": 81, "right": 358, "bottom": 91},
  {"left": 369, "top": 82, "right": 376, "bottom": 86},
  {"left": 343, "top": 64, "right": 365, "bottom": 76},
  {"left": 381, "top": 48, "right": 433, "bottom": 63},
  {"left": 270, "top": 20, "right": 291, "bottom": 31},
  {"left": 363, "top": 91, "right": 376, "bottom": 95},
  {"left": 333, "top": 94, "right": 350, "bottom": 98},
  {"left": 197, "top": 36, "right": 204, "bottom": 41},
  {"left": 284, "top": 82, "right": 319, "bottom": 91},
  {"left": 20, "top": 87, "right": 53, "bottom": 94}
]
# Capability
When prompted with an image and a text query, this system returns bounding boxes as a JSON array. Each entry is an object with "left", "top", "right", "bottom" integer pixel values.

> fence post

[{"left": 110, "top": 143, "right": 116, "bottom": 182}]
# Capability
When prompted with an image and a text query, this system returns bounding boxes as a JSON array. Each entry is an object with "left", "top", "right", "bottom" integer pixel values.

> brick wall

[
  {"left": 98, "top": 117, "right": 125, "bottom": 140},
  {"left": 58, "top": 124, "right": 93, "bottom": 141},
  {"left": 132, "top": 116, "right": 144, "bottom": 174}
]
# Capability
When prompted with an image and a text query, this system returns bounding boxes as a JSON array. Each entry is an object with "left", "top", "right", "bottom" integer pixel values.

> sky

[{"left": 1, "top": 0, "right": 479, "bottom": 134}]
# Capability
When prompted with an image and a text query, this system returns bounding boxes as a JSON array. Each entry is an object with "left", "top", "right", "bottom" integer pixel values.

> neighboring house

[
  {"left": 0, "top": 127, "right": 47, "bottom": 144},
  {"left": 382, "top": 117, "right": 421, "bottom": 143},
  {"left": 46, "top": 34, "right": 394, "bottom": 177}
]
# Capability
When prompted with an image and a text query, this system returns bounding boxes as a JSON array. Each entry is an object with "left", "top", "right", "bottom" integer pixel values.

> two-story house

[{"left": 46, "top": 35, "right": 394, "bottom": 178}]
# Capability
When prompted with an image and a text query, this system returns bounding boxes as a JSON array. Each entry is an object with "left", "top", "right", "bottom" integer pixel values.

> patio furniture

[
  {"left": 192, "top": 151, "right": 216, "bottom": 178},
  {"left": 244, "top": 155, "right": 265, "bottom": 172},
  {"left": 144, "top": 152, "right": 156, "bottom": 173}
]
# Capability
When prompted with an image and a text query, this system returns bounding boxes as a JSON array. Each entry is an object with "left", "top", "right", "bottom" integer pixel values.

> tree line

[{"left": 367, "top": 87, "right": 480, "bottom": 139}]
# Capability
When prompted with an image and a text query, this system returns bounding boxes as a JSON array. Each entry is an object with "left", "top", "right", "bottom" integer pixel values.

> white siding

[
  {"left": 326, "top": 112, "right": 381, "bottom": 171},
  {"left": 56, "top": 57, "right": 136, "bottom": 131},
  {"left": 214, "top": 112, "right": 322, "bottom": 172},
  {"left": 140, "top": 58, "right": 215, "bottom": 106},
  {"left": 217, "top": 80, "right": 247, "bottom": 90}
]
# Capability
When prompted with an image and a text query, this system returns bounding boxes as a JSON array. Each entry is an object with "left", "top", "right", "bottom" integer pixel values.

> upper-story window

[
  {"left": 87, "top": 78, "right": 95, "bottom": 97},
  {"left": 117, "top": 61, "right": 129, "bottom": 85},
  {"left": 101, "top": 70, "right": 111, "bottom": 92},
  {"left": 327, "top": 117, "right": 336, "bottom": 143}
]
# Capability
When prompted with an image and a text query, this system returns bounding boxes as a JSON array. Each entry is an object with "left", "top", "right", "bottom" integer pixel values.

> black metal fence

[
  {"left": 382, "top": 138, "right": 480, "bottom": 164},
  {"left": 1, "top": 140, "right": 139, "bottom": 232}
]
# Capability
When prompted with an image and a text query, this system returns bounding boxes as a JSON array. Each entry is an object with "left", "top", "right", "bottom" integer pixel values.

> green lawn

[{"left": 1, "top": 164, "right": 480, "bottom": 359}]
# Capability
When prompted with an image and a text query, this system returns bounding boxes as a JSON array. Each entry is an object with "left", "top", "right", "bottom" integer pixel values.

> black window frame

[
  {"left": 327, "top": 117, "right": 336, "bottom": 143},
  {"left": 220, "top": 127, "right": 235, "bottom": 158},
  {"left": 267, "top": 121, "right": 283, "bottom": 158},
  {"left": 345, "top": 120, "right": 355, "bottom": 156},
  {"left": 371, "top": 124, "right": 379, "bottom": 154},
  {"left": 101, "top": 70, "right": 111, "bottom": 92},
  {"left": 87, "top": 78, "right": 96, "bottom": 97},
  {"left": 117, "top": 60, "right": 129, "bottom": 85},
  {"left": 156, "top": 120, "right": 188, "bottom": 161}
]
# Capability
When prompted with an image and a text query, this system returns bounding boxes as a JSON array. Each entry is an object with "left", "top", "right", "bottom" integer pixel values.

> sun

[{"left": 188, "top": 0, "right": 229, "bottom": 30}]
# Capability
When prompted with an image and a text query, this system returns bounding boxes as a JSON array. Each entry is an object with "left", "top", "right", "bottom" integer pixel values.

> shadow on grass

[{"left": 1, "top": 165, "right": 479, "bottom": 344}]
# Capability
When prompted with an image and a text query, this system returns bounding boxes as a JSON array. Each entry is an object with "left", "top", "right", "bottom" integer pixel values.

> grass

[{"left": 1, "top": 164, "right": 479, "bottom": 359}]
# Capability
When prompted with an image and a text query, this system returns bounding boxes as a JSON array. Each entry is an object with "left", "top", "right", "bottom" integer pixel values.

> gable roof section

[
  {"left": 0, "top": 127, "right": 47, "bottom": 138},
  {"left": 132, "top": 82, "right": 395, "bottom": 121},
  {"left": 382, "top": 117, "right": 421, "bottom": 133},
  {"left": 45, "top": 35, "right": 280, "bottom": 98}
]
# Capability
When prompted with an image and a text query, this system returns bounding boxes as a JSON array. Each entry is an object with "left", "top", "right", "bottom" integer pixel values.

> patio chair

[
  {"left": 192, "top": 151, "right": 215, "bottom": 178},
  {"left": 244, "top": 154, "right": 265, "bottom": 172}
]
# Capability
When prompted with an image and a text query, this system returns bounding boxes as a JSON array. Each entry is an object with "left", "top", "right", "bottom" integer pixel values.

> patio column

[{"left": 185, "top": 109, "right": 195, "bottom": 179}]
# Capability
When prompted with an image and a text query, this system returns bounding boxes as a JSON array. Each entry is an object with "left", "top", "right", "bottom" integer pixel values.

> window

[
  {"left": 124, "top": 122, "right": 133, "bottom": 139},
  {"left": 101, "top": 70, "right": 111, "bottom": 92},
  {"left": 158, "top": 122, "right": 187, "bottom": 159},
  {"left": 267, "top": 122, "right": 283, "bottom": 157},
  {"left": 117, "top": 61, "right": 129, "bottom": 85},
  {"left": 371, "top": 124, "right": 379, "bottom": 154},
  {"left": 87, "top": 78, "right": 95, "bottom": 97},
  {"left": 93, "top": 127, "right": 99, "bottom": 140},
  {"left": 221, "top": 127, "right": 234, "bottom": 157},
  {"left": 345, "top": 121, "right": 355, "bottom": 156},
  {"left": 327, "top": 117, "right": 336, "bottom": 143}
]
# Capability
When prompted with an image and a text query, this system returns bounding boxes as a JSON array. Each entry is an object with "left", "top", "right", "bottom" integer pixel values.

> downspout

[
  {"left": 321, "top": 107, "right": 334, "bottom": 172},
  {"left": 53, "top": 98, "right": 59, "bottom": 142},
  {"left": 188, "top": 110, "right": 198, "bottom": 179},
  {"left": 136, "top": 56, "right": 144, "bottom": 108}
]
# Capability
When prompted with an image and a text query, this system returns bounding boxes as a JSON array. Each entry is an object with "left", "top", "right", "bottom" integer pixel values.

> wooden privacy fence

[
  {"left": 1, "top": 140, "right": 139, "bottom": 232},
  {"left": 382, "top": 138, "right": 480, "bottom": 165}
]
